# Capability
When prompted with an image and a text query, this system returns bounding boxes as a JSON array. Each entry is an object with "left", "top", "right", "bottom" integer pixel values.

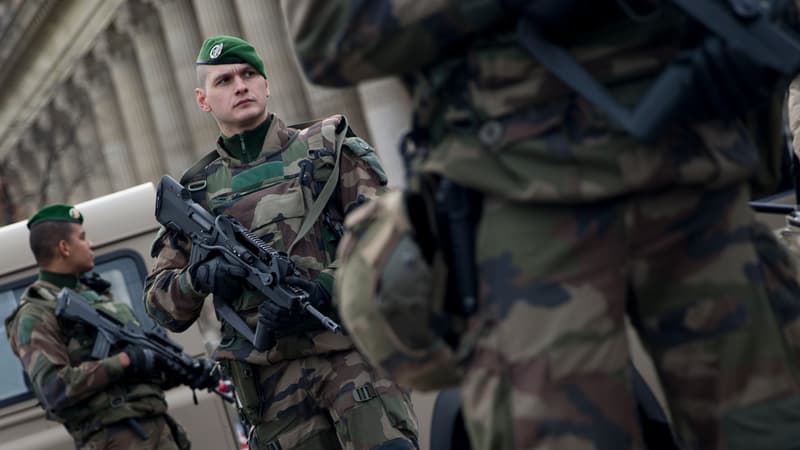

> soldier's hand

[
  {"left": 284, "top": 276, "right": 331, "bottom": 309},
  {"left": 123, "top": 345, "right": 161, "bottom": 378},
  {"left": 186, "top": 358, "right": 220, "bottom": 390},
  {"left": 258, "top": 299, "right": 295, "bottom": 333},
  {"left": 189, "top": 256, "right": 248, "bottom": 300}
]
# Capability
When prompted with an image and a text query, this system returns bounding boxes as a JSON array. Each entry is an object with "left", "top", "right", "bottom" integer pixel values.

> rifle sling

[
  {"left": 213, "top": 296, "right": 256, "bottom": 344},
  {"left": 287, "top": 122, "right": 346, "bottom": 255}
]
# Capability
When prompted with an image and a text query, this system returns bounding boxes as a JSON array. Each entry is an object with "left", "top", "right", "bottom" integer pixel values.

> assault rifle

[
  {"left": 154, "top": 175, "right": 341, "bottom": 352},
  {"left": 55, "top": 288, "right": 233, "bottom": 403}
]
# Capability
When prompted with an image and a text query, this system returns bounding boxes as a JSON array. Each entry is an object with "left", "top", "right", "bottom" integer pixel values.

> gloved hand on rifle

[
  {"left": 258, "top": 275, "right": 332, "bottom": 333},
  {"left": 157, "top": 356, "right": 219, "bottom": 391},
  {"left": 184, "top": 358, "right": 220, "bottom": 391},
  {"left": 188, "top": 255, "right": 248, "bottom": 300},
  {"left": 122, "top": 345, "right": 177, "bottom": 388}
]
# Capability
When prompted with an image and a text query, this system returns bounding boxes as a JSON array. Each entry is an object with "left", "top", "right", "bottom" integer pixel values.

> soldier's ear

[
  {"left": 56, "top": 239, "right": 70, "bottom": 258},
  {"left": 196, "top": 88, "right": 211, "bottom": 112},
  {"left": 264, "top": 79, "right": 270, "bottom": 99}
]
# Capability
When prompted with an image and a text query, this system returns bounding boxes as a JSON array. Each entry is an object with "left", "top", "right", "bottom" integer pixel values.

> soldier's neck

[
  {"left": 39, "top": 269, "right": 79, "bottom": 289},
  {"left": 219, "top": 115, "right": 273, "bottom": 163}
]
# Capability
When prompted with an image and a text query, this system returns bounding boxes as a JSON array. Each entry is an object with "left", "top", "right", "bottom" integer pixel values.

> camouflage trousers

[
  {"left": 460, "top": 182, "right": 800, "bottom": 450},
  {"left": 227, "top": 348, "right": 419, "bottom": 450},
  {"left": 79, "top": 415, "right": 187, "bottom": 450}
]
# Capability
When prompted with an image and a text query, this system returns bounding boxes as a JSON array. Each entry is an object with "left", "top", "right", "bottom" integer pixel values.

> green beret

[
  {"left": 27, "top": 204, "right": 83, "bottom": 229},
  {"left": 196, "top": 35, "right": 267, "bottom": 79}
]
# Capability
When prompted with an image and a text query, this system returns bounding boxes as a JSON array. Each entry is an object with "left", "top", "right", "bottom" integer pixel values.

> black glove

[
  {"left": 185, "top": 358, "right": 220, "bottom": 391},
  {"left": 189, "top": 256, "right": 248, "bottom": 300},
  {"left": 124, "top": 345, "right": 162, "bottom": 380},
  {"left": 80, "top": 272, "right": 111, "bottom": 295},
  {"left": 255, "top": 276, "right": 331, "bottom": 336},
  {"left": 284, "top": 276, "right": 331, "bottom": 309}
]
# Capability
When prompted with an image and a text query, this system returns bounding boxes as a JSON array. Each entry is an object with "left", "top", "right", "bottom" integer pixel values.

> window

[{"left": 0, "top": 250, "right": 151, "bottom": 407}]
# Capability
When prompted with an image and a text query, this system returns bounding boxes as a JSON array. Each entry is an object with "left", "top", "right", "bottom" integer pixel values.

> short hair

[
  {"left": 29, "top": 221, "right": 74, "bottom": 265},
  {"left": 196, "top": 65, "right": 208, "bottom": 88}
]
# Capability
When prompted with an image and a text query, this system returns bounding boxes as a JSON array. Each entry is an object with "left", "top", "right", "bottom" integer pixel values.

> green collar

[
  {"left": 219, "top": 116, "right": 273, "bottom": 163},
  {"left": 39, "top": 270, "right": 79, "bottom": 289}
]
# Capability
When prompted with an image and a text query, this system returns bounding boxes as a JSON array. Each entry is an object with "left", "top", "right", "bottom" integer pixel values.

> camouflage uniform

[
  {"left": 283, "top": 1, "right": 800, "bottom": 449},
  {"left": 5, "top": 271, "right": 188, "bottom": 450},
  {"left": 144, "top": 114, "right": 418, "bottom": 450}
]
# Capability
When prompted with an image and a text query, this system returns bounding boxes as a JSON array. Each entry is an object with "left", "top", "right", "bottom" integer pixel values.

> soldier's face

[
  {"left": 62, "top": 224, "right": 94, "bottom": 273},
  {"left": 196, "top": 63, "right": 270, "bottom": 136}
]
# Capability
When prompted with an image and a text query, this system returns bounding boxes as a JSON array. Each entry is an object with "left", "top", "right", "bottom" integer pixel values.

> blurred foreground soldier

[
  {"left": 283, "top": 1, "right": 800, "bottom": 449},
  {"left": 5, "top": 204, "right": 190, "bottom": 450},
  {"left": 779, "top": 77, "right": 800, "bottom": 264},
  {"left": 144, "top": 36, "right": 418, "bottom": 450},
  {"left": 789, "top": 76, "right": 800, "bottom": 159}
]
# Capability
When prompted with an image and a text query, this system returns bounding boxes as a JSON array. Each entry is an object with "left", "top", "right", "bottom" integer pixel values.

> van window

[
  {"left": 0, "top": 287, "right": 30, "bottom": 405},
  {"left": 0, "top": 250, "right": 151, "bottom": 406}
]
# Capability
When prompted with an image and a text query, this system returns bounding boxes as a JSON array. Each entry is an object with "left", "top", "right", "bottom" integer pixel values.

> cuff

[
  {"left": 105, "top": 354, "right": 127, "bottom": 381},
  {"left": 178, "top": 268, "right": 207, "bottom": 297}
]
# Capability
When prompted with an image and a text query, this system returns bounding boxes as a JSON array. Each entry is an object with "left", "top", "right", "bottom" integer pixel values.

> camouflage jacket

[
  {"left": 283, "top": 0, "right": 778, "bottom": 201},
  {"left": 5, "top": 271, "right": 167, "bottom": 443},
  {"left": 144, "top": 114, "right": 388, "bottom": 365}
]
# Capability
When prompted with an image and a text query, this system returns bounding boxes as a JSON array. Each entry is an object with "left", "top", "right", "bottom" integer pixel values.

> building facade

[{"left": 0, "top": 0, "right": 411, "bottom": 223}]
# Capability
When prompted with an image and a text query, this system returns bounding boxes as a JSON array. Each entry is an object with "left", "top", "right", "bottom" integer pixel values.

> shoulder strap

[
  {"left": 179, "top": 149, "right": 220, "bottom": 186},
  {"left": 287, "top": 116, "right": 349, "bottom": 254},
  {"left": 179, "top": 149, "right": 220, "bottom": 204}
]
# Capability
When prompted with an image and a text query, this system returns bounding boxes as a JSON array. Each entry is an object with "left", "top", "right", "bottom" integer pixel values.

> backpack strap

[
  {"left": 179, "top": 149, "right": 220, "bottom": 203},
  {"left": 287, "top": 116, "right": 349, "bottom": 255}
]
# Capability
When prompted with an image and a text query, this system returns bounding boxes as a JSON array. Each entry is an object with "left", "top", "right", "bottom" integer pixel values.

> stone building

[{"left": 0, "top": 0, "right": 411, "bottom": 224}]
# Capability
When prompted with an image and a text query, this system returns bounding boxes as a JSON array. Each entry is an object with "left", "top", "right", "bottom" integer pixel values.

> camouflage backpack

[{"left": 335, "top": 190, "right": 465, "bottom": 390}]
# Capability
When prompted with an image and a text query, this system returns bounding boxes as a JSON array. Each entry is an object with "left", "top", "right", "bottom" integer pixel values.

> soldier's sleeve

[
  {"left": 143, "top": 227, "right": 207, "bottom": 332},
  {"left": 280, "top": 0, "right": 507, "bottom": 85},
  {"left": 9, "top": 305, "right": 125, "bottom": 413},
  {"left": 788, "top": 75, "right": 800, "bottom": 160}
]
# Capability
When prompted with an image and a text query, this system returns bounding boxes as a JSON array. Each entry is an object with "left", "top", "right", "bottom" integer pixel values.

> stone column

[
  {"left": 53, "top": 83, "right": 110, "bottom": 199},
  {"left": 73, "top": 107, "right": 114, "bottom": 197},
  {"left": 28, "top": 116, "right": 66, "bottom": 206},
  {"left": 74, "top": 118, "right": 114, "bottom": 197},
  {"left": 149, "top": 0, "right": 219, "bottom": 156},
  {"left": 117, "top": 0, "right": 195, "bottom": 177},
  {"left": 96, "top": 25, "right": 165, "bottom": 183},
  {"left": 0, "top": 154, "right": 26, "bottom": 223},
  {"left": 357, "top": 78, "right": 413, "bottom": 187},
  {"left": 74, "top": 53, "right": 137, "bottom": 191},
  {"left": 234, "top": 0, "right": 311, "bottom": 125},
  {"left": 191, "top": 0, "right": 241, "bottom": 37},
  {"left": 6, "top": 148, "right": 38, "bottom": 213},
  {"left": 47, "top": 99, "right": 91, "bottom": 203}
]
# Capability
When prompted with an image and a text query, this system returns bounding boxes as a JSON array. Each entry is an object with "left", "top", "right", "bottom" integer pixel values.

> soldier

[
  {"left": 143, "top": 35, "right": 419, "bottom": 450},
  {"left": 282, "top": 2, "right": 800, "bottom": 450},
  {"left": 5, "top": 204, "right": 190, "bottom": 450},
  {"left": 789, "top": 77, "right": 800, "bottom": 160}
]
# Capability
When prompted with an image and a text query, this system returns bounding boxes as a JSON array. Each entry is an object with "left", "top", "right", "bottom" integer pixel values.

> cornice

[{"left": 0, "top": 0, "right": 126, "bottom": 160}]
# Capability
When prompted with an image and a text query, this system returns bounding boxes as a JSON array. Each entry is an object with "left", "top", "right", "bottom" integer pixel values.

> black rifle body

[{"left": 55, "top": 288, "right": 230, "bottom": 401}]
